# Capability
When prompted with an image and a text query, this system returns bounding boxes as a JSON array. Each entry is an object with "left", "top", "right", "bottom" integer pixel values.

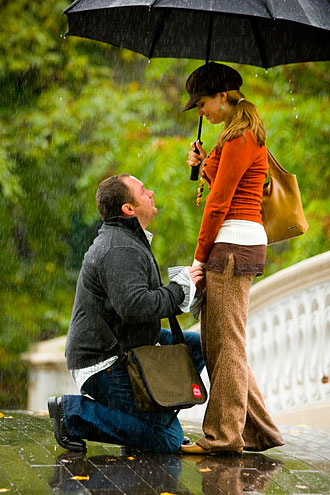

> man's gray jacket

[{"left": 65, "top": 216, "right": 184, "bottom": 370}]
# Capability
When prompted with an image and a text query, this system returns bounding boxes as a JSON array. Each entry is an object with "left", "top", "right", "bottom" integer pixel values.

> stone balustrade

[{"left": 245, "top": 250, "right": 330, "bottom": 427}]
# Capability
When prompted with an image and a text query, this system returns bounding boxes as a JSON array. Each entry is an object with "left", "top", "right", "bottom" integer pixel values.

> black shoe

[
  {"left": 48, "top": 396, "right": 87, "bottom": 453},
  {"left": 182, "top": 436, "right": 192, "bottom": 445}
]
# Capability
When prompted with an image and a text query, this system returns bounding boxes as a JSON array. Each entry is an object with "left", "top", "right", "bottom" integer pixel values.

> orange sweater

[{"left": 195, "top": 131, "right": 268, "bottom": 263}]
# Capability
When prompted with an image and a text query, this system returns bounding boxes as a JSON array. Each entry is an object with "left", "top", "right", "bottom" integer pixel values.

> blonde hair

[{"left": 217, "top": 90, "right": 266, "bottom": 148}]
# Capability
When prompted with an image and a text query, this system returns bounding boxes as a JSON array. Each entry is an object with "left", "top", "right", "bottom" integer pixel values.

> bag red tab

[{"left": 193, "top": 384, "right": 202, "bottom": 398}]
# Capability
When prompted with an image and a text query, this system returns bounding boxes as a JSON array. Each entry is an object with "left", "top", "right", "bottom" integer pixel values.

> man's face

[{"left": 122, "top": 176, "right": 158, "bottom": 229}]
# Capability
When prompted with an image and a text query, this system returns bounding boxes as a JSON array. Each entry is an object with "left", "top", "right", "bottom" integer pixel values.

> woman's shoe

[{"left": 180, "top": 442, "right": 243, "bottom": 455}]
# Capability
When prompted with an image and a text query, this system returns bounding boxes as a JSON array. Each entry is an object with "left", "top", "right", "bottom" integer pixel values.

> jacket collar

[{"left": 102, "top": 216, "right": 151, "bottom": 250}]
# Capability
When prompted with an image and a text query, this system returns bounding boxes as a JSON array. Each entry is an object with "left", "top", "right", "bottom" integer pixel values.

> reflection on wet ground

[
  {"left": 49, "top": 450, "right": 283, "bottom": 494},
  {"left": 0, "top": 412, "right": 330, "bottom": 494}
]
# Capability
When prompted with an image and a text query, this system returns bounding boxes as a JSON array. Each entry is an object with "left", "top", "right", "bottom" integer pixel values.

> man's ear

[{"left": 121, "top": 203, "right": 136, "bottom": 217}]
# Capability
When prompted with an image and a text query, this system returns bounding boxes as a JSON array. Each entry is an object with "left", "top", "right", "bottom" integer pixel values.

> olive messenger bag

[
  {"left": 81, "top": 285, "right": 207, "bottom": 426},
  {"left": 126, "top": 315, "right": 207, "bottom": 414}
]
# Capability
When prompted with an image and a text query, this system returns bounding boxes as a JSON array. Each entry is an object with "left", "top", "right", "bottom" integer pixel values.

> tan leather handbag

[{"left": 262, "top": 150, "right": 309, "bottom": 245}]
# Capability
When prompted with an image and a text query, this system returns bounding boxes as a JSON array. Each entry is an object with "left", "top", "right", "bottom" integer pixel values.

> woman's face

[{"left": 196, "top": 93, "right": 230, "bottom": 124}]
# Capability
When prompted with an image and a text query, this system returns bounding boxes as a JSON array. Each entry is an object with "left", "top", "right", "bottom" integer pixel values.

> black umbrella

[
  {"left": 63, "top": 0, "right": 330, "bottom": 178},
  {"left": 64, "top": 0, "right": 330, "bottom": 68}
]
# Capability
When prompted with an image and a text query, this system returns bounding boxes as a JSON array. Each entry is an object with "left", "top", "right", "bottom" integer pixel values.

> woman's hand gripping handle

[{"left": 188, "top": 140, "right": 207, "bottom": 180}]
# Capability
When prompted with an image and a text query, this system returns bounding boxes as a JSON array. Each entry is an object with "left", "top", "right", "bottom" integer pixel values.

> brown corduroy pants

[{"left": 197, "top": 255, "right": 284, "bottom": 451}]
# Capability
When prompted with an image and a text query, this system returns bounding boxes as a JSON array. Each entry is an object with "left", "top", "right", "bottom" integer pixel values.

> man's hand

[{"left": 187, "top": 265, "right": 204, "bottom": 287}]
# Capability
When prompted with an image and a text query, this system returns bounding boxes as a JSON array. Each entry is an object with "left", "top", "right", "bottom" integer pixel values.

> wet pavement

[{"left": 0, "top": 412, "right": 330, "bottom": 494}]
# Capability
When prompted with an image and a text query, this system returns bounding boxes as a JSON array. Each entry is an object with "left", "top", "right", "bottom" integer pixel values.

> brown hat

[{"left": 183, "top": 62, "right": 243, "bottom": 112}]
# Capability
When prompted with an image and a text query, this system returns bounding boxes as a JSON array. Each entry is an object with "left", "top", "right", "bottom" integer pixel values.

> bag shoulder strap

[
  {"left": 267, "top": 149, "right": 295, "bottom": 179},
  {"left": 168, "top": 315, "right": 185, "bottom": 345}
]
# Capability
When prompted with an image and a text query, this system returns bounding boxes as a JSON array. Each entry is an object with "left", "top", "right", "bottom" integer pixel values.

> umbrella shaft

[{"left": 190, "top": 116, "right": 203, "bottom": 181}]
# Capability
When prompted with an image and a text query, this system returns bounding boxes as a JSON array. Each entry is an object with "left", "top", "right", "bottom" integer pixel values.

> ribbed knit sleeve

[{"left": 194, "top": 132, "right": 267, "bottom": 263}]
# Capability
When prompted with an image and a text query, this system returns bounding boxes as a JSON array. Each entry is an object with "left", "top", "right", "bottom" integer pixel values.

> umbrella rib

[
  {"left": 63, "top": 0, "right": 81, "bottom": 15},
  {"left": 265, "top": 0, "right": 276, "bottom": 19},
  {"left": 205, "top": 13, "right": 214, "bottom": 64},
  {"left": 148, "top": 9, "right": 172, "bottom": 59},
  {"left": 249, "top": 17, "right": 269, "bottom": 69},
  {"left": 296, "top": 0, "right": 321, "bottom": 27}
]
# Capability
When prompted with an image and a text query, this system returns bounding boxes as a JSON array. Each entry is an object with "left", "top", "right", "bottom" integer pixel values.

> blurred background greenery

[{"left": 0, "top": 0, "right": 329, "bottom": 408}]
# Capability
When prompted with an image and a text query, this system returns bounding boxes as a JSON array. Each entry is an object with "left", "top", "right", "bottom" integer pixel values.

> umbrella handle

[
  {"left": 190, "top": 143, "right": 202, "bottom": 181},
  {"left": 190, "top": 116, "right": 203, "bottom": 181}
]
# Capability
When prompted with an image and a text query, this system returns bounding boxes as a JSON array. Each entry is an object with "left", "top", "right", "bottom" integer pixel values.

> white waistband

[{"left": 215, "top": 220, "right": 267, "bottom": 246}]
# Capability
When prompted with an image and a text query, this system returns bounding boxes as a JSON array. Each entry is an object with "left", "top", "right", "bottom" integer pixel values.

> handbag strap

[{"left": 267, "top": 149, "right": 294, "bottom": 179}]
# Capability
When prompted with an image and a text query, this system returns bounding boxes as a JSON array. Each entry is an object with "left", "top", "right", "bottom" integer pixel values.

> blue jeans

[{"left": 63, "top": 329, "right": 204, "bottom": 454}]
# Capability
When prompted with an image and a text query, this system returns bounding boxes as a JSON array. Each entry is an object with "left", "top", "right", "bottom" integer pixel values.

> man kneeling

[{"left": 48, "top": 174, "right": 204, "bottom": 453}]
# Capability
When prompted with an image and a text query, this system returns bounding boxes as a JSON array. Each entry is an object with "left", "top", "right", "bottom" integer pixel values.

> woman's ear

[
  {"left": 219, "top": 92, "right": 228, "bottom": 103},
  {"left": 121, "top": 203, "right": 135, "bottom": 217}
]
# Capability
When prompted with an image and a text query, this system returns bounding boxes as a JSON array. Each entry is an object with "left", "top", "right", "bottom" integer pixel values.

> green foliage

[{"left": 0, "top": 0, "right": 329, "bottom": 407}]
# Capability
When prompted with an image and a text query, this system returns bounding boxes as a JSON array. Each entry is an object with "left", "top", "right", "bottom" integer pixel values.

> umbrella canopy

[{"left": 64, "top": 0, "right": 330, "bottom": 68}]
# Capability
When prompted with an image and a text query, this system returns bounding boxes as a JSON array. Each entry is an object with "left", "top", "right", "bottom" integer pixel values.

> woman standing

[{"left": 181, "top": 63, "right": 284, "bottom": 454}]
